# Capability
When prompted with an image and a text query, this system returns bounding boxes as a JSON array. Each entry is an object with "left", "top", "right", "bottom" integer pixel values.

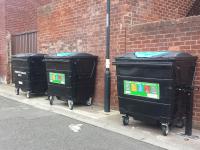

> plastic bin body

[
  {"left": 12, "top": 54, "right": 47, "bottom": 94},
  {"left": 45, "top": 52, "right": 97, "bottom": 105},
  {"left": 115, "top": 52, "right": 197, "bottom": 124}
]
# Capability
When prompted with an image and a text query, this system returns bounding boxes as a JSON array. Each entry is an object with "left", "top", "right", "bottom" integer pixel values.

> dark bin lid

[
  {"left": 116, "top": 51, "right": 197, "bottom": 61},
  {"left": 45, "top": 52, "right": 97, "bottom": 59},
  {"left": 12, "top": 53, "right": 46, "bottom": 58}
]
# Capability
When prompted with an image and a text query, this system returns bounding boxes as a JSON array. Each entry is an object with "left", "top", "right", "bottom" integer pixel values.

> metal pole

[
  {"left": 185, "top": 89, "right": 193, "bottom": 136},
  {"left": 185, "top": 64, "right": 198, "bottom": 136},
  {"left": 104, "top": 0, "right": 111, "bottom": 112}
]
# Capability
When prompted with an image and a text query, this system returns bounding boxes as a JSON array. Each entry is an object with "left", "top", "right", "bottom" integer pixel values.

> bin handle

[
  {"left": 90, "top": 61, "right": 96, "bottom": 78},
  {"left": 112, "top": 62, "right": 172, "bottom": 67},
  {"left": 11, "top": 58, "right": 28, "bottom": 62},
  {"left": 44, "top": 59, "right": 70, "bottom": 63}
]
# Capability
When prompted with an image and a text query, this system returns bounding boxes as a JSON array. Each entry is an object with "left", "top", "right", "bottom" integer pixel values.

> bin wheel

[
  {"left": 68, "top": 100, "right": 74, "bottom": 110},
  {"left": 49, "top": 96, "right": 54, "bottom": 105},
  {"left": 56, "top": 96, "right": 61, "bottom": 100},
  {"left": 86, "top": 97, "right": 92, "bottom": 106},
  {"left": 26, "top": 91, "right": 31, "bottom": 99},
  {"left": 161, "top": 124, "right": 169, "bottom": 136},
  {"left": 122, "top": 115, "right": 129, "bottom": 126},
  {"left": 175, "top": 118, "right": 185, "bottom": 128},
  {"left": 15, "top": 88, "right": 19, "bottom": 95}
]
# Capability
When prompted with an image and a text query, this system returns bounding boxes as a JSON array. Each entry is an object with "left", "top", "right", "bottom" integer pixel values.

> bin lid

[
  {"left": 45, "top": 52, "right": 97, "bottom": 59},
  {"left": 56, "top": 52, "right": 79, "bottom": 57},
  {"left": 116, "top": 51, "right": 197, "bottom": 61},
  {"left": 12, "top": 53, "right": 45, "bottom": 58}
]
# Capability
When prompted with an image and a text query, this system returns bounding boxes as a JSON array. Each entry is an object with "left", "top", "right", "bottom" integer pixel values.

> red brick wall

[
  {"left": 38, "top": 0, "right": 195, "bottom": 108},
  {"left": 125, "top": 16, "right": 200, "bottom": 128},
  {"left": 6, "top": 0, "right": 52, "bottom": 34},
  {"left": 187, "top": 0, "right": 200, "bottom": 16},
  {"left": 123, "top": 0, "right": 195, "bottom": 25},
  {"left": 0, "top": 0, "right": 51, "bottom": 83},
  {"left": 0, "top": 0, "right": 6, "bottom": 83}
]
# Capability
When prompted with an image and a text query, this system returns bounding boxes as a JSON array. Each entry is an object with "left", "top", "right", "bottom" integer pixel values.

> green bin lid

[
  {"left": 135, "top": 51, "right": 168, "bottom": 58},
  {"left": 56, "top": 52, "right": 78, "bottom": 57}
]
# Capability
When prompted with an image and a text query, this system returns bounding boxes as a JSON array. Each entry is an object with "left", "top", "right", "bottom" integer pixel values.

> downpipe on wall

[{"left": 104, "top": 0, "right": 111, "bottom": 112}]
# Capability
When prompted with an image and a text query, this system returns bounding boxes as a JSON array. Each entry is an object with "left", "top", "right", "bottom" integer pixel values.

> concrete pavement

[
  {"left": 0, "top": 96, "right": 164, "bottom": 150},
  {"left": 0, "top": 84, "right": 200, "bottom": 150}
]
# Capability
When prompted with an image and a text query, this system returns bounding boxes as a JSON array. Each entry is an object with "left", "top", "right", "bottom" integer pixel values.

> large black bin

[
  {"left": 114, "top": 51, "right": 197, "bottom": 135},
  {"left": 12, "top": 53, "right": 47, "bottom": 98},
  {"left": 44, "top": 52, "right": 97, "bottom": 110}
]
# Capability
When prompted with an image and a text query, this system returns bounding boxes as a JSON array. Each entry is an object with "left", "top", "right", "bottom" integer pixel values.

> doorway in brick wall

[
  {"left": 10, "top": 31, "right": 38, "bottom": 83},
  {"left": 11, "top": 31, "right": 37, "bottom": 55}
]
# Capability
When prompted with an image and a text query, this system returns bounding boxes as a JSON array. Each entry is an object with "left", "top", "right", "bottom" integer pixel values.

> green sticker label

[
  {"left": 49, "top": 72, "right": 65, "bottom": 85},
  {"left": 124, "top": 80, "right": 160, "bottom": 99}
]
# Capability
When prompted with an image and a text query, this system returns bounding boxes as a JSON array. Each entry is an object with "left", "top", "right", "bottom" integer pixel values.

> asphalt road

[{"left": 0, "top": 96, "right": 165, "bottom": 150}]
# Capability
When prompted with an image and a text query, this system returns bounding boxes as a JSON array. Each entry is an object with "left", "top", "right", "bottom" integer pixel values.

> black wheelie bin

[
  {"left": 12, "top": 53, "right": 47, "bottom": 98},
  {"left": 114, "top": 51, "right": 197, "bottom": 136},
  {"left": 44, "top": 52, "right": 97, "bottom": 110}
]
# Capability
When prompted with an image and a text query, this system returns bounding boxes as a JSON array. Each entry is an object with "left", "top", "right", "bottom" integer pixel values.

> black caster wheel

[
  {"left": 49, "top": 96, "right": 54, "bottom": 105},
  {"left": 68, "top": 100, "right": 74, "bottom": 110},
  {"left": 161, "top": 124, "right": 169, "bottom": 136},
  {"left": 86, "top": 97, "right": 92, "bottom": 106},
  {"left": 56, "top": 96, "right": 61, "bottom": 100},
  {"left": 26, "top": 91, "right": 31, "bottom": 98},
  {"left": 122, "top": 115, "right": 129, "bottom": 126},
  {"left": 15, "top": 88, "right": 19, "bottom": 95},
  {"left": 175, "top": 119, "right": 185, "bottom": 128}
]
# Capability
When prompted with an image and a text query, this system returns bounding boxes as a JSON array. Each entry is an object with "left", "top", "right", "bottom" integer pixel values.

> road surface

[{"left": 0, "top": 96, "right": 165, "bottom": 150}]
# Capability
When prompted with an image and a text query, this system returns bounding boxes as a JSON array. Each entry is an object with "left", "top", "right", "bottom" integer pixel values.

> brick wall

[
  {"left": 124, "top": 16, "right": 200, "bottom": 128},
  {"left": 0, "top": 0, "right": 51, "bottom": 83},
  {"left": 0, "top": 0, "right": 6, "bottom": 83},
  {"left": 6, "top": 0, "right": 52, "bottom": 34},
  {"left": 38, "top": 0, "right": 195, "bottom": 108},
  {"left": 123, "top": 0, "right": 195, "bottom": 25},
  {"left": 187, "top": 0, "right": 200, "bottom": 16}
]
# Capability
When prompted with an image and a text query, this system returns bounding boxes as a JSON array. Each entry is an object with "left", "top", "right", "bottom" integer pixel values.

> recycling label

[
  {"left": 124, "top": 80, "right": 160, "bottom": 99},
  {"left": 49, "top": 72, "right": 65, "bottom": 85}
]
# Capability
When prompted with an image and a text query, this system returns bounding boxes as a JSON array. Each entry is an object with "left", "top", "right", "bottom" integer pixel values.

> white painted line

[{"left": 69, "top": 124, "right": 83, "bottom": 133}]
